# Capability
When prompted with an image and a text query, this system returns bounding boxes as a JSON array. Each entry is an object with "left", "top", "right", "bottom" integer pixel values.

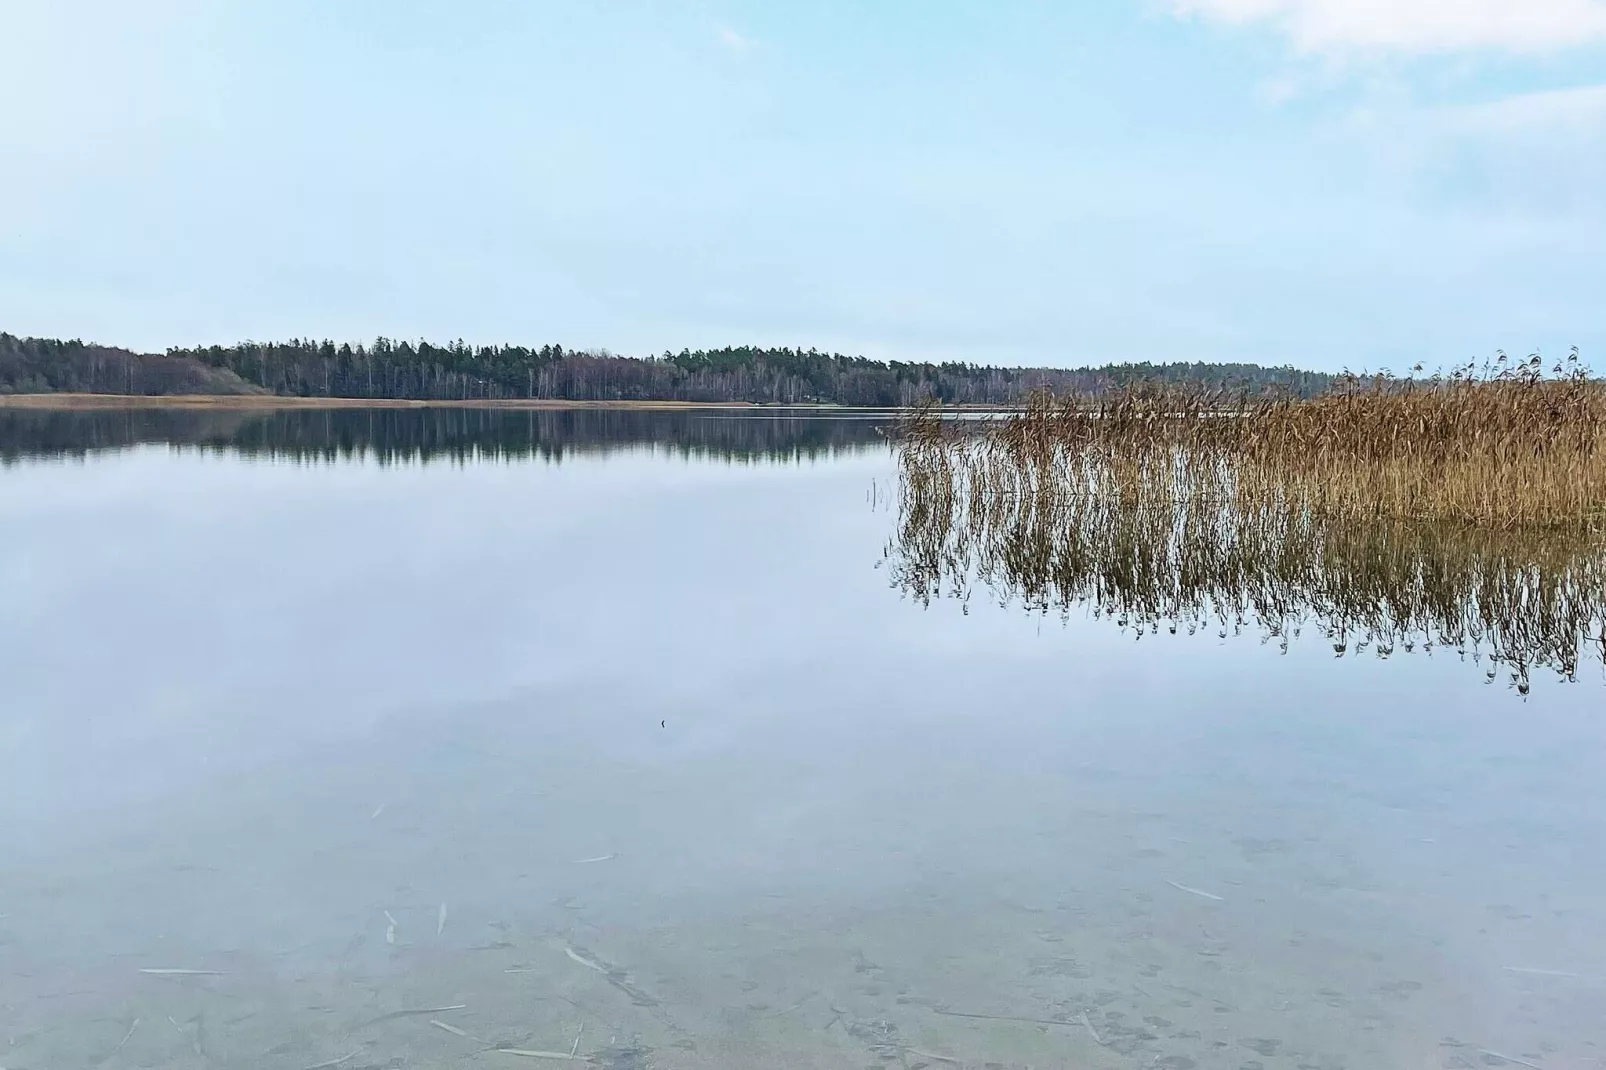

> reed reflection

[{"left": 889, "top": 413, "right": 1606, "bottom": 693}]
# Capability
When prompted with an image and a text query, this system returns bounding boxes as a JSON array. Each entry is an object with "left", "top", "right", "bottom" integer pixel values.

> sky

[{"left": 1, "top": 0, "right": 1603, "bottom": 372}]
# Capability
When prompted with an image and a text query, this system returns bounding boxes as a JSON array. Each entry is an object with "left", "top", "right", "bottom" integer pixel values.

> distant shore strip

[{"left": 0, "top": 393, "right": 960, "bottom": 412}]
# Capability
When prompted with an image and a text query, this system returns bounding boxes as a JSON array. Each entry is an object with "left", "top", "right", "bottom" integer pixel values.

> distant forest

[{"left": 2, "top": 332, "right": 1336, "bottom": 404}]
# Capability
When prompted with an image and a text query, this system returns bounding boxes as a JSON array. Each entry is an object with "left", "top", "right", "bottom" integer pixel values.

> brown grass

[
  {"left": 890, "top": 353, "right": 1606, "bottom": 688},
  {"left": 899, "top": 350, "right": 1606, "bottom": 530}
]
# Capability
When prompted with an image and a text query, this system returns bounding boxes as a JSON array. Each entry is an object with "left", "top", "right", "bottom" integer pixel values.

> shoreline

[{"left": 0, "top": 394, "right": 880, "bottom": 412}]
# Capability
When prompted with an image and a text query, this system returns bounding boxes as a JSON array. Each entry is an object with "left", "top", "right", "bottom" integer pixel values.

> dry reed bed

[
  {"left": 890, "top": 362, "right": 1606, "bottom": 686},
  {"left": 901, "top": 355, "right": 1606, "bottom": 530}
]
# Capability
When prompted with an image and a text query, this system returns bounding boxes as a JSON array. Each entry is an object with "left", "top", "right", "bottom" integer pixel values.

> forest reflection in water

[
  {"left": 0, "top": 405, "right": 892, "bottom": 466},
  {"left": 887, "top": 436, "right": 1606, "bottom": 693}
]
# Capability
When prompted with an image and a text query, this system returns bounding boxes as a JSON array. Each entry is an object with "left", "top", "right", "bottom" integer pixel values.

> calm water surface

[{"left": 2, "top": 409, "right": 1605, "bottom": 1070}]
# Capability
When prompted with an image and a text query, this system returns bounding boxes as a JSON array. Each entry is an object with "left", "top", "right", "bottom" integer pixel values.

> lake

[{"left": 2, "top": 407, "right": 1604, "bottom": 1070}]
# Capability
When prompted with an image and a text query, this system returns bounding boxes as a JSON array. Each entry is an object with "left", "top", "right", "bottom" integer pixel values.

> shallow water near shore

[{"left": 3, "top": 409, "right": 1605, "bottom": 1069}]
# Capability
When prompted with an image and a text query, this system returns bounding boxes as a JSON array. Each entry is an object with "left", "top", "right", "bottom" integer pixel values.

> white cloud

[
  {"left": 1439, "top": 81, "right": 1606, "bottom": 134},
  {"left": 716, "top": 24, "right": 752, "bottom": 52},
  {"left": 1343, "top": 82, "right": 1606, "bottom": 217},
  {"left": 1437, "top": 83, "right": 1606, "bottom": 199},
  {"left": 1170, "top": 0, "right": 1606, "bottom": 55},
  {"left": 1256, "top": 74, "right": 1302, "bottom": 104}
]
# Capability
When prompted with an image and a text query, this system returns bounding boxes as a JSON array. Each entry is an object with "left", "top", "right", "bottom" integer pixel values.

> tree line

[
  {"left": 0, "top": 333, "right": 263, "bottom": 395},
  {"left": 3, "top": 331, "right": 1337, "bottom": 404}
]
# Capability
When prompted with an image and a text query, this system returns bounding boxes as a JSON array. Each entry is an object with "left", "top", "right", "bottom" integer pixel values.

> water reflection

[
  {"left": 887, "top": 444, "right": 1606, "bottom": 692},
  {"left": 0, "top": 405, "right": 890, "bottom": 465},
  {"left": 5, "top": 418, "right": 1606, "bottom": 1069}
]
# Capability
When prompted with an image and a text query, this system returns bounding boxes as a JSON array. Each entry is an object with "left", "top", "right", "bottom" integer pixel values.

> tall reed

[
  {"left": 890, "top": 353, "right": 1606, "bottom": 689},
  {"left": 900, "top": 350, "right": 1606, "bottom": 530}
]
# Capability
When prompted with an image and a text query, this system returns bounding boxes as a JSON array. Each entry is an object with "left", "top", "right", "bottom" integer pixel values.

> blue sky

[{"left": 2, "top": 1, "right": 1603, "bottom": 371}]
